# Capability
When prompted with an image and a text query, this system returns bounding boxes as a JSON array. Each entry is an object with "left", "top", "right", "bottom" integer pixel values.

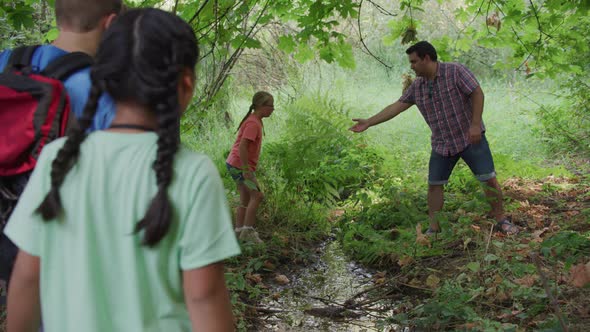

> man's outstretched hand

[{"left": 349, "top": 118, "right": 370, "bottom": 133}]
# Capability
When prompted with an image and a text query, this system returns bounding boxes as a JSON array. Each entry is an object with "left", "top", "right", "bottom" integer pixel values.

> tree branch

[
  {"left": 188, "top": 0, "right": 212, "bottom": 25},
  {"left": 173, "top": 0, "right": 179, "bottom": 14},
  {"left": 356, "top": 0, "right": 393, "bottom": 69},
  {"left": 366, "top": 0, "right": 397, "bottom": 17}
]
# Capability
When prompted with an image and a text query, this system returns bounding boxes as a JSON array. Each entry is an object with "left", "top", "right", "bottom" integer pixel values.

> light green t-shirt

[{"left": 4, "top": 131, "right": 241, "bottom": 332}]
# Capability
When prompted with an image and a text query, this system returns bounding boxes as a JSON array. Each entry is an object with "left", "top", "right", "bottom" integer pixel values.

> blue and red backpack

[
  {"left": 0, "top": 45, "right": 92, "bottom": 177},
  {"left": 0, "top": 45, "right": 92, "bottom": 285}
]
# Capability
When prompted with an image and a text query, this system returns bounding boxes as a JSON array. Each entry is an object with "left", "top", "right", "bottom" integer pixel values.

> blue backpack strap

[
  {"left": 41, "top": 52, "right": 93, "bottom": 81},
  {"left": 5, "top": 45, "right": 40, "bottom": 72}
]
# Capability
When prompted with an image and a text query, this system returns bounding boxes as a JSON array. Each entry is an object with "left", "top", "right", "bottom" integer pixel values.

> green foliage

[
  {"left": 533, "top": 79, "right": 590, "bottom": 157},
  {"left": 0, "top": 1, "right": 53, "bottom": 50},
  {"left": 442, "top": 0, "right": 590, "bottom": 78},
  {"left": 541, "top": 231, "right": 590, "bottom": 268},
  {"left": 264, "top": 94, "right": 382, "bottom": 206},
  {"left": 413, "top": 282, "right": 481, "bottom": 327},
  {"left": 1, "top": 1, "right": 35, "bottom": 29}
]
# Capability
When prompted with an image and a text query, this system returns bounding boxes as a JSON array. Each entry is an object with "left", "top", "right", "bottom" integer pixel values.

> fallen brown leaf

[
  {"left": 497, "top": 310, "right": 522, "bottom": 320},
  {"left": 263, "top": 261, "right": 276, "bottom": 270},
  {"left": 246, "top": 273, "right": 263, "bottom": 284},
  {"left": 514, "top": 275, "right": 537, "bottom": 287},
  {"left": 493, "top": 274, "right": 503, "bottom": 286},
  {"left": 275, "top": 274, "right": 290, "bottom": 285},
  {"left": 531, "top": 227, "right": 549, "bottom": 243},
  {"left": 570, "top": 262, "right": 590, "bottom": 288},
  {"left": 409, "top": 278, "right": 421, "bottom": 287},
  {"left": 485, "top": 287, "right": 497, "bottom": 297},
  {"left": 374, "top": 277, "right": 386, "bottom": 285},
  {"left": 397, "top": 255, "right": 414, "bottom": 267},
  {"left": 456, "top": 322, "right": 479, "bottom": 330},
  {"left": 496, "top": 291, "right": 510, "bottom": 302},
  {"left": 425, "top": 274, "right": 440, "bottom": 289},
  {"left": 415, "top": 224, "right": 431, "bottom": 247}
]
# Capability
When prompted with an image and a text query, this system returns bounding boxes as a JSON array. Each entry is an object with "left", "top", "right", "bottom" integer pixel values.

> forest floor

[
  {"left": 1, "top": 164, "right": 588, "bottom": 332},
  {"left": 241, "top": 163, "right": 590, "bottom": 331}
]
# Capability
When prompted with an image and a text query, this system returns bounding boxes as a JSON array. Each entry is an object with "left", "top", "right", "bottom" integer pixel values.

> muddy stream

[{"left": 258, "top": 240, "right": 406, "bottom": 331}]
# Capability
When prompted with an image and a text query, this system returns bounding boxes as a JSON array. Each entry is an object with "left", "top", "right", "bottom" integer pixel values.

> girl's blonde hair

[{"left": 236, "top": 91, "right": 273, "bottom": 131}]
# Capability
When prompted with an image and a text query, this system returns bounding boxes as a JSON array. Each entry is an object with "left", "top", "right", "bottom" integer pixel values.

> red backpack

[
  {"left": 0, "top": 45, "right": 93, "bottom": 234},
  {"left": 0, "top": 45, "right": 93, "bottom": 177}
]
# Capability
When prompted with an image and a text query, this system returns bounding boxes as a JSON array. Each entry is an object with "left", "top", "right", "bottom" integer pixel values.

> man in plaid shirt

[{"left": 350, "top": 41, "right": 518, "bottom": 235}]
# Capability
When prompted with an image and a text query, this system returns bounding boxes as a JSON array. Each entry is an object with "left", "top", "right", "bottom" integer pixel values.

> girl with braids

[
  {"left": 226, "top": 91, "right": 275, "bottom": 244},
  {"left": 3, "top": 8, "right": 239, "bottom": 332}
]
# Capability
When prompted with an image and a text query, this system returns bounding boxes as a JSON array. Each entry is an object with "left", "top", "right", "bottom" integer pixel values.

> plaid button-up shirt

[{"left": 399, "top": 62, "right": 485, "bottom": 156}]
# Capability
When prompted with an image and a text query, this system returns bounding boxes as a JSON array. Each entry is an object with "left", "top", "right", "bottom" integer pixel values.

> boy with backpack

[
  {"left": 0, "top": 0, "right": 123, "bottom": 303},
  {"left": 5, "top": 8, "right": 239, "bottom": 330}
]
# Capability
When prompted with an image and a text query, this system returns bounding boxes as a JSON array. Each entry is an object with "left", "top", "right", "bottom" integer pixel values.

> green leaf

[
  {"left": 335, "top": 41, "right": 355, "bottom": 69},
  {"left": 294, "top": 43, "right": 314, "bottom": 63},
  {"left": 484, "top": 254, "right": 499, "bottom": 262},
  {"left": 319, "top": 44, "right": 335, "bottom": 63},
  {"left": 465, "top": 262, "right": 481, "bottom": 272},
  {"left": 7, "top": 5, "right": 35, "bottom": 29},
  {"left": 230, "top": 36, "right": 262, "bottom": 49},
  {"left": 277, "top": 35, "right": 297, "bottom": 53},
  {"left": 45, "top": 27, "right": 59, "bottom": 42}
]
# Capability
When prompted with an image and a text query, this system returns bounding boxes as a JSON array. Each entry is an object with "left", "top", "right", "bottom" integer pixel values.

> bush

[
  {"left": 264, "top": 93, "right": 383, "bottom": 206},
  {"left": 534, "top": 78, "right": 590, "bottom": 157}
]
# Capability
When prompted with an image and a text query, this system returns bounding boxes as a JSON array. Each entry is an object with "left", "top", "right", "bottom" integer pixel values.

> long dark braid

[
  {"left": 35, "top": 77, "right": 103, "bottom": 220},
  {"left": 37, "top": 8, "right": 199, "bottom": 247},
  {"left": 133, "top": 62, "right": 182, "bottom": 246}
]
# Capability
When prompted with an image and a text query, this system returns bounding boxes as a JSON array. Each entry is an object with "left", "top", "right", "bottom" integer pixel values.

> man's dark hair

[{"left": 405, "top": 41, "right": 438, "bottom": 61}]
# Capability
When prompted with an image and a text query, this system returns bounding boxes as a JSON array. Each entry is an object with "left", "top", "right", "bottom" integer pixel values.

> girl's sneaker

[{"left": 239, "top": 227, "right": 263, "bottom": 244}]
